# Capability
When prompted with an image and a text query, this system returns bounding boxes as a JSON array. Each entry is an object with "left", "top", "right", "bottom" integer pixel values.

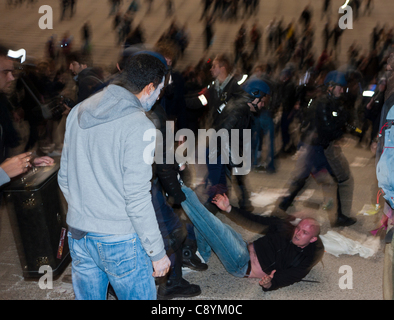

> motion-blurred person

[
  {"left": 315, "top": 71, "right": 356, "bottom": 227},
  {"left": 250, "top": 64, "right": 277, "bottom": 173},
  {"left": 185, "top": 54, "right": 253, "bottom": 212},
  {"left": 277, "top": 66, "right": 298, "bottom": 157},
  {"left": 204, "top": 15, "right": 215, "bottom": 52},
  {"left": 68, "top": 51, "right": 103, "bottom": 104},
  {"left": 358, "top": 78, "right": 386, "bottom": 148},
  {"left": 0, "top": 45, "right": 54, "bottom": 189}
]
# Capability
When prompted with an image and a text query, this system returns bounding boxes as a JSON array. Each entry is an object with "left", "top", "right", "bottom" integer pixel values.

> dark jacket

[
  {"left": 185, "top": 76, "right": 243, "bottom": 128},
  {"left": 148, "top": 102, "right": 186, "bottom": 205},
  {"left": 76, "top": 67, "right": 104, "bottom": 103},
  {"left": 230, "top": 207, "right": 324, "bottom": 292},
  {"left": 315, "top": 94, "right": 349, "bottom": 148},
  {"left": 278, "top": 79, "right": 297, "bottom": 113},
  {"left": 211, "top": 91, "right": 252, "bottom": 162},
  {"left": 0, "top": 93, "right": 19, "bottom": 163}
]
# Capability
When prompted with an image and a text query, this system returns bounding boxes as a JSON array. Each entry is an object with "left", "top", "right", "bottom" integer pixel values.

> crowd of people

[{"left": 0, "top": 0, "right": 391, "bottom": 300}]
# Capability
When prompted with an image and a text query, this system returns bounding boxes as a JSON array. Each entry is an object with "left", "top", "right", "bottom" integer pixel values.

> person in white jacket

[{"left": 58, "top": 52, "right": 170, "bottom": 300}]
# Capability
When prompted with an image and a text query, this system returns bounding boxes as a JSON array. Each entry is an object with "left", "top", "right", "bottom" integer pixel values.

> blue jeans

[
  {"left": 180, "top": 186, "right": 250, "bottom": 277},
  {"left": 251, "top": 110, "right": 275, "bottom": 170},
  {"left": 280, "top": 143, "right": 334, "bottom": 210},
  {"left": 260, "top": 111, "right": 275, "bottom": 171},
  {"left": 205, "top": 150, "right": 228, "bottom": 202},
  {"left": 68, "top": 232, "right": 156, "bottom": 300}
]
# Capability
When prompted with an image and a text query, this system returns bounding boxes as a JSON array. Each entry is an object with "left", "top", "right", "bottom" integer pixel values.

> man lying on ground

[{"left": 180, "top": 186, "right": 324, "bottom": 291}]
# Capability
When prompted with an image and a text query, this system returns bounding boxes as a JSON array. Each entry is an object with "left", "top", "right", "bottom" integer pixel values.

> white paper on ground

[{"left": 320, "top": 230, "right": 380, "bottom": 258}]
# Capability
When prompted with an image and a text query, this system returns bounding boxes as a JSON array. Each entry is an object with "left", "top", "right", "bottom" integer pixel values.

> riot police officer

[{"left": 315, "top": 70, "right": 356, "bottom": 227}]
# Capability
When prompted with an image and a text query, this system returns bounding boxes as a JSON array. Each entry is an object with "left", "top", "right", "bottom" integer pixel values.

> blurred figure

[
  {"left": 204, "top": 15, "right": 215, "bottom": 52},
  {"left": 321, "top": 0, "right": 331, "bottom": 19},
  {"left": 200, "top": 0, "right": 214, "bottom": 21},
  {"left": 45, "top": 35, "right": 58, "bottom": 62},
  {"left": 247, "top": 73, "right": 276, "bottom": 174},
  {"left": 249, "top": 22, "right": 262, "bottom": 61},
  {"left": 109, "top": 0, "right": 122, "bottom": 16},
  {"left": 0, "top": 45, "right": 54, "bottom": 190},
  {"left": 124, "top": 24, "right": 145, "bottom": 48},
  {"left": 234, "top": 23, "right": 246, "bottom": 65},
  {"left": 68, "top": 51, "right": 103, "bottom": 104},
  {"left": 59, "top": 32, "right": 73, "bottom": 66},
  {"left": 300, "top": 4, "right": 312, "bottom": 32},
  {"left": 127, "top": 0, "right": 140, "bottom": 13},
  {"left": 81, "top": 21, "right": 92, "bottom": 55},
  {"left": 70, "top": 0, "right": 77, "bottom": 17},
  {"left": 364, "top": 0, "right": 374, "bottom": 16},
  {"left": 315, "top": 71, "right": 356, "bottom": 227},
  {"left": 358, "top": 78, "right": 387, "bottom": 148},
  {"left": 277, "top": 66, "right": 298, "bottom": 157},
  {"left": 61, "top": 0, "right": 76, "bottom": 20}
]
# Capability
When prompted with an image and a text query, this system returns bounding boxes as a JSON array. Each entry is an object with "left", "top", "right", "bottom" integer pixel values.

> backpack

[{"left": 376, "top": 93, "right": 394, "bottom": 209}]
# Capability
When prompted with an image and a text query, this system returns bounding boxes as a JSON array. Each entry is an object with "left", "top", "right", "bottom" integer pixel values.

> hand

[
  {"left": 370, "top": 141, "right": 377, "bottom": 155},
  {"left": 62, "top": 104, "right": 71, "bottom": 116},
  {"left": 33, "top": 156, "right": 55, "bottom": 167},
  {"left": 152, "top": 255, "right": 171, "bottom": 278},
  {"left": 212, "top": 194, "right": 231, "bottom": 212},
  {"left": 0, "top": 152, "right": 32, "bottom": 178},
  {"left": 259, "top": 270, "right": 276, "bottom": 289}
]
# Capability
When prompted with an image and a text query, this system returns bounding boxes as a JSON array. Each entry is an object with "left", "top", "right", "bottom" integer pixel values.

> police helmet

[
  {"left": 242, "top": 78, "right": 271, "bottom": 98},
  {"left": 324, "top": 71, "right": 347, "bottom": 87}
]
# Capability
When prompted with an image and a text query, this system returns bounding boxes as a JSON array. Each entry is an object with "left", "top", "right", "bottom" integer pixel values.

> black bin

[{"left": 3, "top": 158, "right": 70, "bottom": 278}]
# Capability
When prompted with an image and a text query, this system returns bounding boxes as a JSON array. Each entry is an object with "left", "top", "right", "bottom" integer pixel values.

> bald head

[{"left": 292, "top": 218, "right": 320, "bottom": 248}]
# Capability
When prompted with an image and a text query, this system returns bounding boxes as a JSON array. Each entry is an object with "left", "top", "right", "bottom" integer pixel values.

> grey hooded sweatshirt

[{"left": 58, "top": 84, "right": 165, "bottom": 262}]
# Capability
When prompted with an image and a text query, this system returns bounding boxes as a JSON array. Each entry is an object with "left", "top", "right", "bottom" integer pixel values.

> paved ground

[{"left": 0, "top": 0, "right": 392, "bottom": 301}]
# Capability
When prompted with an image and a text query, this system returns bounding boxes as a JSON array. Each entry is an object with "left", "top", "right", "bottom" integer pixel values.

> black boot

[
  {"left": 333, "top": 212, "right": 357, "bottom": 227},
  {"left": 107, "top": 284, "right": 118, "bottom": 300},
  {"left": 182, "top": 239, "right": 208, "bottom": 271},
  {"left": 157, "top": 278, "right": 201, "bottom": 300}
]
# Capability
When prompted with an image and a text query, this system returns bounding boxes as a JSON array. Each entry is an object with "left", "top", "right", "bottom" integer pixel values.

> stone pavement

[{"left": 0, "top": 0, "right": 392, "bottom": 300}]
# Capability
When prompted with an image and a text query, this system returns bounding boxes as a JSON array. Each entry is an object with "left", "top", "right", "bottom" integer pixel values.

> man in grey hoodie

[{"left": 58, "top": 53, "right": 170, "bottom": 300}]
